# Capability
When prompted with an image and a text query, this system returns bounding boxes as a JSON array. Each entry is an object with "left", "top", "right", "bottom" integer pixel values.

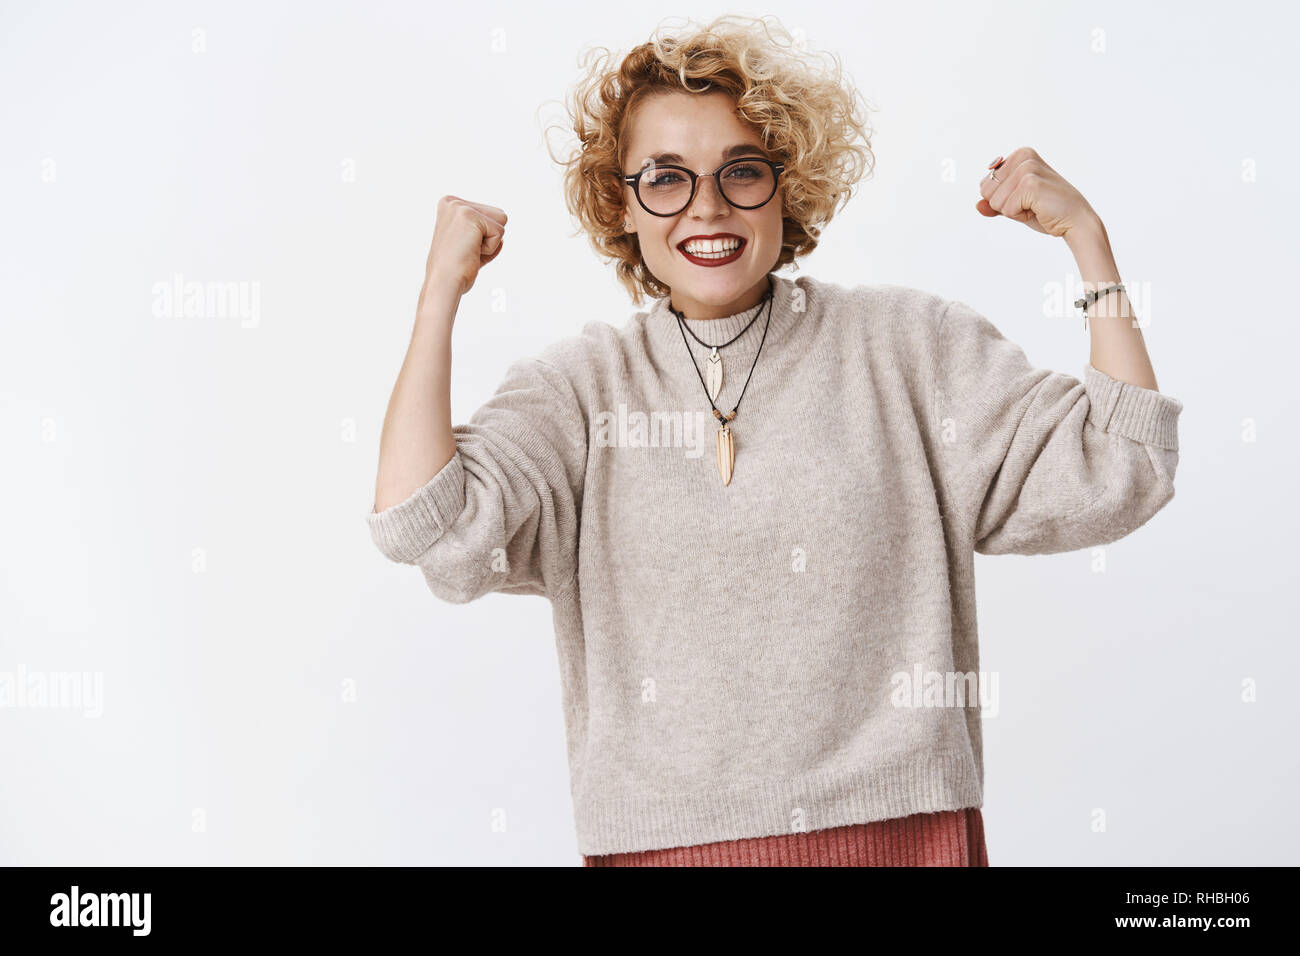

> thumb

[{"left": 975, "top": 198, "right": 999, "bottom": 218}]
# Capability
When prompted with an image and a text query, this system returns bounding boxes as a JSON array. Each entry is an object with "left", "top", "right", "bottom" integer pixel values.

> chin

[{"left": 670, "top": 262, "right": 758, "bottom": 290}]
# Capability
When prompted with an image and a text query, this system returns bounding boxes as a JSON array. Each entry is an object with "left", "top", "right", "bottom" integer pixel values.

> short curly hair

[{"left": 543, "top": 14, "right": 876, "bottom": 305}]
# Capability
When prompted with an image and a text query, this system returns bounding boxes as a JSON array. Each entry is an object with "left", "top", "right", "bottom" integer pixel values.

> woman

[{"left": 366, "top": 15, "right": 1183, "bottom": 866}]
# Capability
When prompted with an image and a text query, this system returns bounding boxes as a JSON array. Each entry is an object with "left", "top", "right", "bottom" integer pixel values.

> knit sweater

[{"left": 365, "top": 272, "right": 1183, "bottom": 856}]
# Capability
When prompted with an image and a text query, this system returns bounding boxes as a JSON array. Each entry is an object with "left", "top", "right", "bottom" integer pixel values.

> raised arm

[
  {"left": 930, "top": 146, "right": 1186, "bottom": 554},
  {"left": 373, "top": 195, "right": 507, "bottom": 515},
  {"left": 367, "top": 196, "right": 587, "bottom": 602}
]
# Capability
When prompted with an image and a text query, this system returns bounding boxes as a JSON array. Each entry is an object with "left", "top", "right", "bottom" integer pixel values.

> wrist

[
  {"left": 1064, "top": 211, "right": 1108, "bottom": 252},
  {"left": 1066, "top": 217, "right": 1122, "bottom": 286},
  {"left": 417, "top": 276, "right": 462, "bottom": 324}
]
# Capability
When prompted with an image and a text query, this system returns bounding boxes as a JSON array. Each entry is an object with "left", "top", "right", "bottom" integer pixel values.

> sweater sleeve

[
  {"left": 365, "top": 355, "right": 587, "bottom": 602},
  {"left": 930, "top": 297, "right": 1183, "bottom": 555}
]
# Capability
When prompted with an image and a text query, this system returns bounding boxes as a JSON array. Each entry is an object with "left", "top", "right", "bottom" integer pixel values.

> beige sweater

[{"left": 366, "top": 272, "right": 1183, "bottom": 856}]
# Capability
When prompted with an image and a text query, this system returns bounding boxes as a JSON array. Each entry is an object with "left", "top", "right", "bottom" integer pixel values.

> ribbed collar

[{"left": 643, "top": 273, "right": 808, "bottom": 386}]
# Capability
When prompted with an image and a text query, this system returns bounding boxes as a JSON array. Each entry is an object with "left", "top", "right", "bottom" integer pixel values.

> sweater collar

[{"left": 644, "top": 273, "right": 806, "bottom": 378}]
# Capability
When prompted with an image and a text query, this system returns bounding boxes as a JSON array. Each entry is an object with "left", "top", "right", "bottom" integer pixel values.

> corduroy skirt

[{"left": 582, "top": 808, "right": 988, "bottom": 866}]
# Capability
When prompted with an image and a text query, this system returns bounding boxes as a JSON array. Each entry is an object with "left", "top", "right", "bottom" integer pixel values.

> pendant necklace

[
  {"left": 675, "top": 295, "right": 765, "bottom": 403},
  {"left": 670, "top": 288, "right": 775, "bottom": 486}
]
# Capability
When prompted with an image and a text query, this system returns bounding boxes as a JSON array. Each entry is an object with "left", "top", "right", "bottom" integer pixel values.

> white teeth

[{"left": 682, "top": 238, "right": 742, "bottom": 257}]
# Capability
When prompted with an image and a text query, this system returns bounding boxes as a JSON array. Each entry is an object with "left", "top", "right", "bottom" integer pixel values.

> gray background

[{"left": 2, "top": 0, "right": 1295, "bottom": 865}]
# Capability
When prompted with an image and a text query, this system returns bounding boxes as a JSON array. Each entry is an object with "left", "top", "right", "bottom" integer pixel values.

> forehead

[{"left": 622, "top": 91, "right": 765, "bottom": 166}]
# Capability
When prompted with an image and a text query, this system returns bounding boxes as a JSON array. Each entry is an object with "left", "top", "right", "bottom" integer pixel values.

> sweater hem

[
  {"left": 366, "top": 452, "right": 467, "bottom": 564},
  {"left": 572, "top": 750, "right": 983, "bottom": 857},
  {"left": 1083, "top": 363, "right": 1183, "bottom": 452}
]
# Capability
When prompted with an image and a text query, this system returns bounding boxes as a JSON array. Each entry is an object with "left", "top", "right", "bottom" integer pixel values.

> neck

[
  {"left": 667, "top": 275, "right": 773, "bottom": 321},
  {"left": 644, "top": 273, "right": 810, "bottom": 388}
]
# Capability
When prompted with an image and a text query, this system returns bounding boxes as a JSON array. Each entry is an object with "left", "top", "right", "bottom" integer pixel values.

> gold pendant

[{"left": 716, "top": 423, "right": 734, "bottom": 486}]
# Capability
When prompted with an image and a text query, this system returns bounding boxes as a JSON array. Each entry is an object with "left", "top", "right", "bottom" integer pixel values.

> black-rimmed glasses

[{"left": 621, "top": 158, "right": 785, "bottom": 217}]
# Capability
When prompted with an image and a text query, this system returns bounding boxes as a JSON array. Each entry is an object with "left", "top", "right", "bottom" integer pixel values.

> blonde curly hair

[{"left": 543, "top": 14, "right": 876, "bottom": 305}]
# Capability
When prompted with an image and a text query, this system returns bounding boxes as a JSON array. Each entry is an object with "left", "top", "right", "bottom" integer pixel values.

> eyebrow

[{"left": 641, "top": 144, "right": 769, "bottom": 166}]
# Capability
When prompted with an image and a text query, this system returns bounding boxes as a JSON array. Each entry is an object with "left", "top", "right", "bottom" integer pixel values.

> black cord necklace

[
  {"left": 670, "top": 288, "right": 775, "bottom": 486},
  {"left": 672, "top": 294, "right": 766, "bottom": 403}
]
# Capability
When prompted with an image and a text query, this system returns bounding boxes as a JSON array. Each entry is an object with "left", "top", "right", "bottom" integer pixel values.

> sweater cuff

[
  {"left": 1083, "top": 363, "right": 1183, "bottom": 452},
  {"left": 367, "top": 452, "right": 467, "bottom": 563}
]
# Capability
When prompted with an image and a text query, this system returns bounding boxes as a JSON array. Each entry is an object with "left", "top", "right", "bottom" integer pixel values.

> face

[{"left": 621, "top": 91, "right": 784, "bottom": 319}]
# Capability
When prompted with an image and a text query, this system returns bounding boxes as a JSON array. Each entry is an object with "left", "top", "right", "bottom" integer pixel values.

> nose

[{"left": 686, "top": 173, "right": 727, "bottom": 219}]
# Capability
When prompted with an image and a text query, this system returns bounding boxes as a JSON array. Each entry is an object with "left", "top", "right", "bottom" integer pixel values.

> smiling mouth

[{"left": 677, "top": 237, "right": 746, "bottom": 265}]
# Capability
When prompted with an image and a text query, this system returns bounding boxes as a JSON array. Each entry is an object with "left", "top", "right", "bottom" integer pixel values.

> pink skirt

[{"left": 582, "top": 808, "right": 988, "bottom": 866}]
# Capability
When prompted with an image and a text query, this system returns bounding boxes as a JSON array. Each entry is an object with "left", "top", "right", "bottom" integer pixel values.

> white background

[{"left": 2, "top": 0, "right": 1296, "bottom": 866}]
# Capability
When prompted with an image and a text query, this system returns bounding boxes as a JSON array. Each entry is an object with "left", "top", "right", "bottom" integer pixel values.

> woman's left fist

[{"left": 977, "top": 147, "right": 1100, "bottom": 240}]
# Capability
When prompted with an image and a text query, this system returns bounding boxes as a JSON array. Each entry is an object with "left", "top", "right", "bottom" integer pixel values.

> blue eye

[{"left": 646, "top": 171, "right": 686, "bottom": 188}]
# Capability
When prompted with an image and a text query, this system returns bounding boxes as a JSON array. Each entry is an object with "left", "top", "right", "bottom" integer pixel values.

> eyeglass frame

[{"left": 620, "top": 157, "right": 786, "bottom": 217}]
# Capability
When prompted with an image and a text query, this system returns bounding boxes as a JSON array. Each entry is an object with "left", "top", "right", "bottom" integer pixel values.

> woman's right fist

[{"left": 423, "top": 195, "right": 508, "bottom": 301}]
